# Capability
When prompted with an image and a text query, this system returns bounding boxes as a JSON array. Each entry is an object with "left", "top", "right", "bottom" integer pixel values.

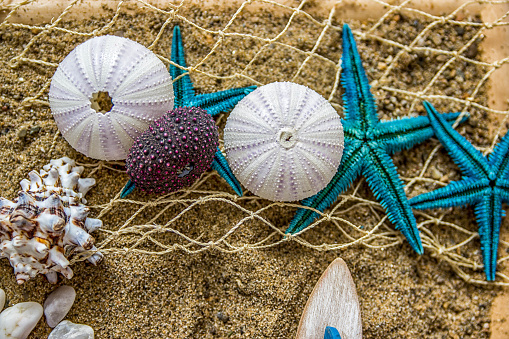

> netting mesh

[{"left": 1, "top": 0, "right": 509, "bottom": 286}]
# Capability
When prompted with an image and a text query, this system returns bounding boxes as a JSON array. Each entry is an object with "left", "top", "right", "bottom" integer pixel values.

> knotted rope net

[{"left": 1, "top": 0, "right": 509, "bottom": 286}]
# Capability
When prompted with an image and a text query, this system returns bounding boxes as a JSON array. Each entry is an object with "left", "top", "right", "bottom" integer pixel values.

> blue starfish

[
  {"left": 285, "top": 24, "right": 468, "bottom": 255},
  {"left": 121, "top": 26, "right": 256, "bottom": 198},
  {"left": 324, "top": 326, "right": 342, "bottom": 339},
  {"left": 410, "top": 101, "right": 508, "bottom": 281}
]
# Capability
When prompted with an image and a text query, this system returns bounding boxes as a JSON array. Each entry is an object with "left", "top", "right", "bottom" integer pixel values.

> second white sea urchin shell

[
  {"left": 224, "top": 82, "right": 344, "bottom": 202},
  {"left": 49, "top": 35, "right": 174, "bottom": 160}
]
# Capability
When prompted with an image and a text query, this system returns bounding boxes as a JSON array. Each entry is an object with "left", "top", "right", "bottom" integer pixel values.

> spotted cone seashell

[
  {"left": 49, "top": 35, "right": 174, "bottom": 160},
  {"left": 224, "top": 82, "right": 344, "bottom": 202},
  {"left": 0, "top": 157, "right": 103, "bottom": 284}
]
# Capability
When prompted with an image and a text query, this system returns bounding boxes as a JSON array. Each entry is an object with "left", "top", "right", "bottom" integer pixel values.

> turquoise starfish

[
  {"left": 410, "top": 102, "right": 508, "bottom": 281},
  {"left": 324, "top": 326, "right": 342, "bottom": 339},
  {"left": 121, "top": 26, "right": 256, "bottom": 198},
  {"left": 286, "top": 24, "right": 468, "bottom": 255}
]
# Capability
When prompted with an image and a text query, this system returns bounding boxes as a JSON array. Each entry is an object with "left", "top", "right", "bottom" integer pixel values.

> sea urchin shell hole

[
  {"left": 224, "top": 82, "right": 344, "bottom": 202},
  {"left": 277, "top": 127, "right": 298, "bottom": 149},
  {"left": 49, "top": 35, "right": 174, "bottom": 161},
  {"left": 90, "top": 91, "right": 114, "bottom": 114},
  {"left": 126, "top": 107, "right": 219, "bottom": 194}
]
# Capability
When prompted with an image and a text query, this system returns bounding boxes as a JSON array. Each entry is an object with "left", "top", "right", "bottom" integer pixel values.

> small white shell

[
  {"left": 49, "top": 35, "right": 174, "bottom": 160},
  {"left": 224, "top": 82, "right": 344, "bottom": 202}
]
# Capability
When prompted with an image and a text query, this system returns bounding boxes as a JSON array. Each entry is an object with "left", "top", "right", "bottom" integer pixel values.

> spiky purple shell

[{"left": 126, "top": 107, "right": 219, "bottom": 194}]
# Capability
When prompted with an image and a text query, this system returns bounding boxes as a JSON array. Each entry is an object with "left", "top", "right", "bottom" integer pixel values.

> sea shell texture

[
  {"left": 126, "top": 107, "right": 219, "bottom": 194},
  {"left": 0, "top": 157, "right": 103, "bottom": 284},
  {"left": 224, "top": 82, "right": 344, "bottom": 202},
  {"left": 49, "top": 35, "right": 175, "bottom": 160}
]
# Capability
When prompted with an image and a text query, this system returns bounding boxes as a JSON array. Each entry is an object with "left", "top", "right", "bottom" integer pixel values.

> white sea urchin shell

[
  {"left": 0, "top": 157, "right": 103, "bottom": 284},
  {"left": 49, "top": 35, "right": 174, "bottom": 160},
  {"left": 224, "top": 82, "right": 344, "bottom": 202}
]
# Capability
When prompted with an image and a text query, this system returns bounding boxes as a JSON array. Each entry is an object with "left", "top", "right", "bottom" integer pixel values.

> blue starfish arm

[
  {"left": 120, "top": 179, "right": 136, "bottom": 198},
  {"left": 189, "top": 86, "right": 257, "bottom": 116},
  {"left": 363, "top": 146, "right": 423, "bottom": 254},
  {"left": 171, "top": 25, "right": 195, "bottom": 107},
  {"left": 424, "top": 101, "right": 491, "bottom": 179},
  {"left": 489, "top": 131, "right": 509, "bottom": 178},
  {"left": 324, "top": 326, "right": 342, "bottom": 339},
  {"left": 211, "top": 148, "right": 243, "bottom": 196},
  {"left": 409, "top": 178, "right": 490, "bottom": 210},
  {"left": 377, "top": 112, "right": 469, "bottom": 155},
  {"left": 286, "top": 140, "right": 365, "bottom": 234},
  {"left": 171, "top": 25, "right": 257, "bottom": 114},
  {"left": 474, "top": 192, "right": 504, "bottom": 281},
  {"left": 341, "top": 24, "right": 378, "bottom": 128},
  {"left": 495, "top": 179, "right": 509, "bottom": 202}
]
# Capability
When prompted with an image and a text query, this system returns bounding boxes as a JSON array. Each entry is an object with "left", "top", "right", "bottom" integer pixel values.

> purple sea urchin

[{"left": 126, "top": 107, "right": 219, "bottom": 194}]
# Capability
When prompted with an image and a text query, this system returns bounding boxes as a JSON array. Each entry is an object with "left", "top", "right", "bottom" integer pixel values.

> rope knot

[{"left": 168, "top": 9, "right": 175, "bottom": 21}]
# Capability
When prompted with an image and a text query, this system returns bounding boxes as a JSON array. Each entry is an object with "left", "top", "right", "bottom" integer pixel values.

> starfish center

[{"left": 362, "top": 129, "right": 376, "bottom": 143}]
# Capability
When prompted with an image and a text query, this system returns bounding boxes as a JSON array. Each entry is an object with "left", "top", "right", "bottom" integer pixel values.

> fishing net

[{"left": 1, "top": 0, "right": 509, "bottom": 287}]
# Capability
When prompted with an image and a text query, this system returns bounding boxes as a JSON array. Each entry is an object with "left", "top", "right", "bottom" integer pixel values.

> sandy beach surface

[{"left": 0, "top": 1, "right": 508, "bottom": 338}]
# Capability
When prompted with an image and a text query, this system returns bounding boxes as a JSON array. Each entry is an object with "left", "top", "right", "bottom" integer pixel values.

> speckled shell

[
  {"left": 0, "top": 157, "right": 103, "bottom": 284},
  {"left": 224, "top": 82, "right": 344, "bottom": 202},
  {"left": 126, "top": 107, "right": 219, "bottom": 194},
  {"left": 49, "top": 35, "right": 174, "bottom": 160}
]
